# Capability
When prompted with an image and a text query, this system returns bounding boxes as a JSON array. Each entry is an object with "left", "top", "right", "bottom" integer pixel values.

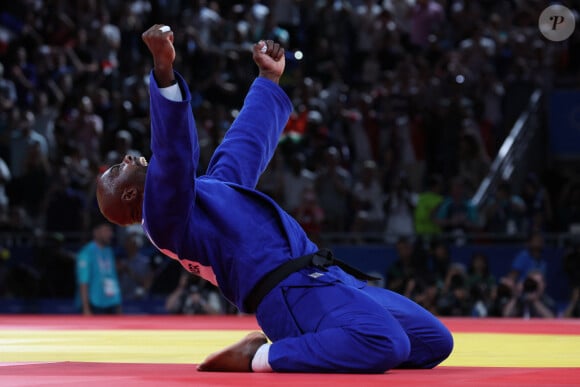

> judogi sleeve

[
  {"left": 205, "top": 77, "right": 292, "bottom": 188},
  {"left": 147, "top": 71, "right": 197, "bottom": 223}
]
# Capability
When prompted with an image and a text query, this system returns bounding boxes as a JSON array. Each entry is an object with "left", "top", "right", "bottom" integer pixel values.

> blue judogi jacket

[{"left": 142, "top": 72, "right": 318, "bottom": 312}]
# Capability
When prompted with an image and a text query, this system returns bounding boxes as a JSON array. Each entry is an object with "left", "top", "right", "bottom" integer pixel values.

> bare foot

[{"left": 197, "top": 332, "right": 268, "bottom": 372}]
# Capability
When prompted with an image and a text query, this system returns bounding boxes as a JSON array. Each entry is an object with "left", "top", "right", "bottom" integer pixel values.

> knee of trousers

[
  {"left": 427, "top": 325, "right": 455, "bottom": 368},
  {"left": 347, "top": 327, "right": 411, "bottom": 372}
]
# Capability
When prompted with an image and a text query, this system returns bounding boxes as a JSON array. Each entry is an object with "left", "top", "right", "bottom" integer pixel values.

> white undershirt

[{"left": 159, "top": 82, "right": 182, "bottom": 102}]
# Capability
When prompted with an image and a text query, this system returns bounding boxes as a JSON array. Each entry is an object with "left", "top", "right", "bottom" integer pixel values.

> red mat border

[{"left": 0, "top": 362, "right": 579, "bottom": 387}]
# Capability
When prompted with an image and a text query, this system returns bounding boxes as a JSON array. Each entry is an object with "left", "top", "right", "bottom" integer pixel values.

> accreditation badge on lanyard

[{"left": 103, "top": 277, "right": 118, "bottom": 297}]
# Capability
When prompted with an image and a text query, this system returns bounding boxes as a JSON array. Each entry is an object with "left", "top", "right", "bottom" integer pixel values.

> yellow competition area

[{"left": 0, "top": 316, "right": 579, "bottom": 386}]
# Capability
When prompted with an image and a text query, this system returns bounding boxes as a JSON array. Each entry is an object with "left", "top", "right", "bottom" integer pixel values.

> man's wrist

[
  {"left": 154, "top": 66, "right": 176, "bottom": 88},
  {"left": 259, "top": 72, "right": 280, "bottom": 85}
]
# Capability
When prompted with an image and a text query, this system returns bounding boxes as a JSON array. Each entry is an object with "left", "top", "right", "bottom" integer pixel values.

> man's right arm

[
  {"left": 141, "top": 25, "right": 198, "bottom": 247},
  {"left": 147, "top": 71, "right": 198, "bottom": 212}
]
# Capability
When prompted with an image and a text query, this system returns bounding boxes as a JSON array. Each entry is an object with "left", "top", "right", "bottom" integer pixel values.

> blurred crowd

[
  {"left": 383, "top": 232, "right": 579, "bottom": 318},
  {"left": 0, "top": 0, "right": 579, "bottom": 315},
  {"left": 0, "top": 0, "right": 578, "bottom": 240}
]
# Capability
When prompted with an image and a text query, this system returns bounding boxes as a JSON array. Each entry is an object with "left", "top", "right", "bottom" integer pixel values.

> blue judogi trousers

[{"left": 256, "top": 266, "right": 453, "bottom": 373}]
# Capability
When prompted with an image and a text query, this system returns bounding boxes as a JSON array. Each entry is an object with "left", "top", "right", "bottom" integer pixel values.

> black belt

[{"left": 244, "top": 249, "right": 379, "bottom": 313}]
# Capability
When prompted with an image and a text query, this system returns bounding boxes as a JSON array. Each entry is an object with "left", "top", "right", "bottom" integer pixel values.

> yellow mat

[{"left": 1, "top": 330, "right": 579, "bottom": 368}]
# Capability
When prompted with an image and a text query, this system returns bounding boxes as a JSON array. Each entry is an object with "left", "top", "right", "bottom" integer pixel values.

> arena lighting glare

[{"left": 283, "top": 50, "right": 303, "bottom": 62}]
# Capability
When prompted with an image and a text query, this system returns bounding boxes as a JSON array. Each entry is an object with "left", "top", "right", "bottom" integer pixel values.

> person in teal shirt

[
  {"left": 435, "top": 177, "right": 479, "bottom": 234},
  {"left": 76, "top": 220, "right": 122, "bottom": 315}
]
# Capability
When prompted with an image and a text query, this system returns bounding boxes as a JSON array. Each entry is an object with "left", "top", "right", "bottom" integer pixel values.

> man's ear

[{"left": 121, "top": 187, "right": 138, "bottom": 202}]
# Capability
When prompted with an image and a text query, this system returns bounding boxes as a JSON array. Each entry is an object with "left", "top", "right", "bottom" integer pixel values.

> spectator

[
  {"left": 557, "top": 177, "right": 580, "bottom": 233},
  {"left": 414, "top": 174, "right": 444, "bottom": 238},
  {"left": 466, "top": 253, "right": 496, "bottom": 317},
  {"left": 105, "top": 129, "right": 141, "bottom": 167},
  {"left": 521, "top": 173, "right": 553, "bottom": 233},
  {"left": 564, "top": 287, "right": 580, "bottom": 318},
  {"left": 435, "top": 176, "right": 479, "bottom": 239},
  {"left": 508, "top": 232, "right": 547, "bottom": 284},
  {"left": 437, "top": 263, "right": 472, "bottom": 317},
  {"left": 76, "top": 219, "right": 122, "bottom": 315},
  {"left": 384, "top": 172, "right": 418, "bottom": 243},
  {"left": 563, "top": 239, "right": 580, "bottom": 317},
  {"left": 64, "top": 146, "right": 97, "bottom": 191},
  {"left": 10, "top": 141, "right": 51, "bottom": 227},
  {"left": 9, "top": 46, "right": 37, "bottom": 108},
  {"left": 350, "top": 160, "right": 385, "bottom": 237},
  {"left": 488, "top": 276, "right": 516, "bottom": 317},
  {"left": 315, "top": 146, "right": 351, "bottom": 233},
  {"left": 165, "top": 271, "right": 224, "bottom": 315},
  {"left": 117, "top": 230, "right": 152, "bottom": 300},
  {"left": 0, "top": 156, "right": 11, "bottom": 219},
  {"left": 351, "top": 0, "right": 383, "bottom": 78},
  {"left": 457, "top": 131, "right": 490, "bottom": 187},
  {"left": 338, "top": 92, "right": 375, "bottom": 168},
  {"left": 9, "top": 109, "right": 48, "bottom": 179},
  {"left": 414, "top": 239, "right": 444, "bottom": 314},
  {"left": 97, "top": 8, "right": 121, "bottom": 80},
  {"left": 503, "top": 270, "right": 555, "bottom": 318},
  {"left": 67, "top": 95, "right": 104, "bottom": 162},
  {"left": 182, "top": 0, "right": 222, "bottom": 49},
  {"left": 44, "top": 166, "right": 87, "bottom": 234},
  {"left": 409, "top": 0, "right": 445, "bottom": 50},
  {"left": 281, "top": 152, "right": 316, "bottom": 214},
  {"left": 260, "top": 7, "right": 290, "bottom": 47},
  {"left": 483, "top": 180, "right": 526, "bottom": 235},
  {"left": 0, "top": 247, "right": 11, "bottom": 297},
  {"left": 65, "top": 27, "right": 100, "bottom": 79},
  {"left": 0, "top": 62, "right": 17, "bottom": 114},
  {"left": 257, "top": 150, "right": 285, "bottom": 204},
  {"left": 0, "top": 205, "right": 34, "bottom": 233},
  {"left": 424, "top": 239, "right": 451, "bottom": 290},
  {"left": 30, "top": 91, "right": 58, "bottom": 159},
  {"left": 292, "top": 186, "right": 325, "bottom": 246},
  {"left": 386, "top": 237, "right": 424, "bottom": 299},
  {"left": 474, "top": 67, "right": 505, "bottom": 155},
  {"left": 37, "top": 232, "right": 76, "bottom": 298}
]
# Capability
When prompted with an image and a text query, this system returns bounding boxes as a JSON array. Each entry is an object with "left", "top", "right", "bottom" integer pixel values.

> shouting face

[{"left": 96, "top": 155, "right": 148, "bottom": 226}]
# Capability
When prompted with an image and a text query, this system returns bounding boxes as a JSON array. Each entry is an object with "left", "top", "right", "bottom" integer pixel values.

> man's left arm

[
  {"left": 206, "top": 78, "right": 292, "bottom": 188},
  {"left": 205, "top": 41, "right": 291, "bottom": 188}
]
